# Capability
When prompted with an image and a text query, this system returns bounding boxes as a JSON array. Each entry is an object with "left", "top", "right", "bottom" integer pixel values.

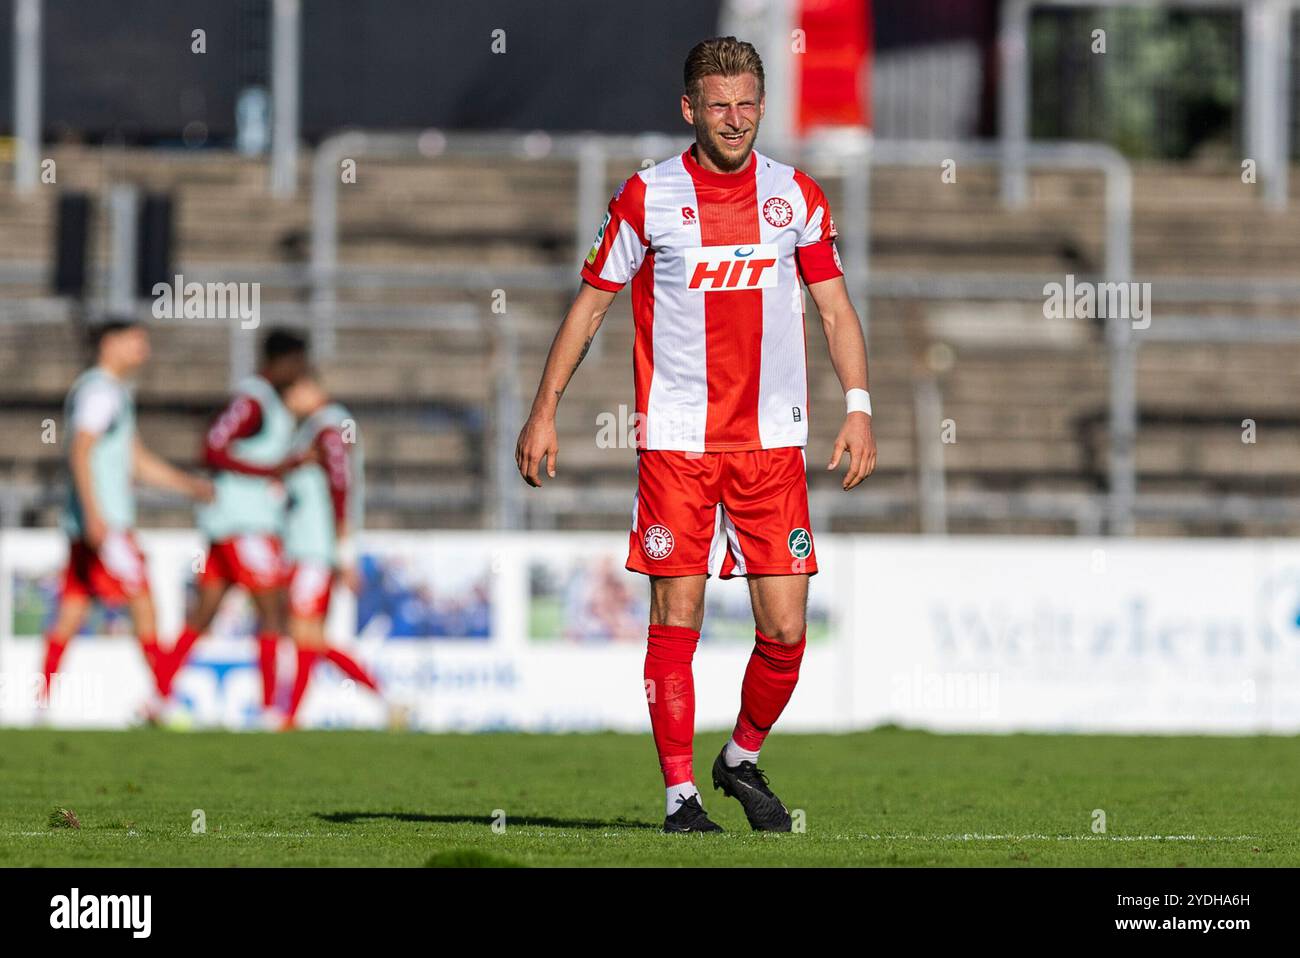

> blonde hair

[{"left": 683, "top": 36, "right": 765, "bottom": 104}]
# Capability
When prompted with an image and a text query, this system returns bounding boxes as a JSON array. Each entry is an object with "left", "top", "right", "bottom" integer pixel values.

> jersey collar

[{"left": 682, "top": 144, "right": 757, "bottom": 188}]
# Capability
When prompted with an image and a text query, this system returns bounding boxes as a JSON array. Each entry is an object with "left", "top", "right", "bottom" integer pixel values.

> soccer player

[
  {"left": 515, "top": 37, "right": 877, "bottom": 833},
  {"left": 43, "top": 319, "right": 213, "bottom": 713},
  {"left": 278, "top": 372, "right": 380, "bottom": 729},
  {"left": 154, "top": 329, "right": 310, "bottom": 723}
]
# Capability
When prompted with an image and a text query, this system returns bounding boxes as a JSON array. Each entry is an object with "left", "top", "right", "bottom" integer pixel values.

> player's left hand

[
  {"left": 827, "top": 413, "right": 876, "bottom": 491},
  {"left": 515, "top": 414, "right": 558, "bottom": 488},
  {"left": 190, "top": 476, "right": 215, "bottom": 503}
]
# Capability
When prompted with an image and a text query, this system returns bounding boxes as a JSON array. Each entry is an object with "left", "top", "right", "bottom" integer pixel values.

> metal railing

[
  {"left": 308, "top": 128, "right": 874, "bottom": 344},
  {"left": 3, "top": 130, "right": 1300, "bottom": 534}
]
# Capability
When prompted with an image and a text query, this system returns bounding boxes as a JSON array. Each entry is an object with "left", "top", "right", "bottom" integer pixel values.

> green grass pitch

[{"left": 0, "top": 727, "right": 1294, "bottom": 867}]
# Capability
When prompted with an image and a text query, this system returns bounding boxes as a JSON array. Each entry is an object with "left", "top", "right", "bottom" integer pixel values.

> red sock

[
  {"left": 285, "top": 648, "right": 318, "bottom": 725},
  {"left": 41, "top": 634, "right": 69, "bottom": 704},
  {"left": 732, "top": 629, "right": 806, "bottom": 752},
  {"left": 159, "top": 625, "right": 201, "bottom": 696},
  {"left": 324, "top": 648, "right": 379, "bottom": 692},
  {"left": 644, "top": 624, "right": 699, "bottom": 787},
  {"left": 138, "top": 634, "right": 164, "bottom": 696},
  {"left": 258, "top": 633, "right": 279, "bottom": 709}
]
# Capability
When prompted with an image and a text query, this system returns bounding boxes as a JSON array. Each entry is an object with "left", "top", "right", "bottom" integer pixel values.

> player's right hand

[
  {"left": 515, "top": 415, "right": 558, "bottom": 487},
  {"left": 341, "top": 564, "right": 362, "bottom": 595}
]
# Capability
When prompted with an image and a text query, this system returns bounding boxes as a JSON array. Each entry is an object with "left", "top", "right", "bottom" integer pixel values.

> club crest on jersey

[
  {"left": 643, "top": 524, "right": 675, "bottom": 559},
  {"left": 763, "top": 196, "right": 794, "bottom": 227},
  {"left": 684, "top": 244, "right": 778, "bottom": 292},
  {"left": 787, "top": 528, "right": 812, "bottom": 559}
]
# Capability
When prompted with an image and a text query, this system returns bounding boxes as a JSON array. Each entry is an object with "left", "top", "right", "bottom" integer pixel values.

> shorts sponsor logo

[
  {"left": 684, "top": 244, "right": 778, "bottom": 291},
  {"left": 787, "top": 527, "right": 812, "bottom": 559},
  {"left": 643, "top": 524, "right": 675, "bottom": 560},
  {"left": 763, "top": 196, "right": 794, "bottom": 227}
]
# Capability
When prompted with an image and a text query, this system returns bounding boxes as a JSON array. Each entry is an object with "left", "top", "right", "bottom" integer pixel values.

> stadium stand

[{"left": 2, "top": 146, "right": 1299, "bottom": 536}]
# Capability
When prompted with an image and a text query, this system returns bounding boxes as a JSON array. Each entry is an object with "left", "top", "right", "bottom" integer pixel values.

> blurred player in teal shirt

[
  {"left": 156, "top": 329, "right": 310, "bottom": 723},
  {"left": 44, "top": 319, "right": 213, "bottom": 714},
  {"left": 279, "top": 372, "right": 381, "bottom": 729}
]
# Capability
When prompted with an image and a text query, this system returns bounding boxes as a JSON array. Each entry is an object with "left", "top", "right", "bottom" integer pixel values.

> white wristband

[
  {"left": 846, "top": 388, "right": 872, "bottom": 416},
  {"left": 336, "top": 536, "right": 357, "bottom": 566}
]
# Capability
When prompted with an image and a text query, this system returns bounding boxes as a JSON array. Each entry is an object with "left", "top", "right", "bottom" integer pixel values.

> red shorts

[
  {"left": 62, "top": 531, "right": 150, "bottom": 604},
  {"left": 201, "top": 534, "right": 288, "bottom": 592},
  {"left": 287, "top": 561, "right": 334, "bottom": 618},
  {"left": 627, "top": 447, "right": 818, "bottom": 579}
]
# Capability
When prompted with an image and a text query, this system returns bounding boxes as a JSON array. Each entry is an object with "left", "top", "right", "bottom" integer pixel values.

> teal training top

[
  {"left": 284, "top": 403, "right": 365, "bottom": 565},
  {"left": 197, "top": 375, "right": 296, "bottom": 541},
  {"left": 61, "top": 367, "right": 135, "bottom": 538}
]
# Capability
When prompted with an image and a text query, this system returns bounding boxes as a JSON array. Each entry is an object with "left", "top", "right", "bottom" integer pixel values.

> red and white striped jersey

[{"left": 581, "top": 146, "right": 843, "bottom": 453}]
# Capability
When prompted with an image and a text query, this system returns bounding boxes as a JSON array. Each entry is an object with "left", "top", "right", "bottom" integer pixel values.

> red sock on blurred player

[
  {"left": 324, "top": 648, "right": 378, "bottom": 692},
  {"left": 283, "top": 647, "right": 380, "bottom": 729},
  {"left": 644, "top": 624, "right": 699, "bottom": 788},
  {"left": 257, "top": 632, "right": 279, "bottom": 708},
  {"left": 731, "top": 629, "right": 805, "bottom": 755},
  {"left": 137, "top": 633, "right": 166, "bottom": 696},
  {"left": 158, "top": 625, "right": 201, "bottom": 695},
  {"left": 284, "top": 647, "right": 318, "bottom": 726},
  {"left": 41, "top": 633, "right": 69, "bottom": 705}
]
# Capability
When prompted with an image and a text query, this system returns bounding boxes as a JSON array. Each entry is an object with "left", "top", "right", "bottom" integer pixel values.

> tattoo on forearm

[{"left": 554, "top": 336, "right": 594, "bottom": 401}]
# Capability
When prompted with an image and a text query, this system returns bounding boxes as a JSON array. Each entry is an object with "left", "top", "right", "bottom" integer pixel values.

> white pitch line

[
  {"left": 842, "top": 834, "right": 1259, "bottom": 842},
  {"left": 5, "top": 830, "right": 1263, "bottom": 843},
  {"left": 3, "top": 830, "right": 354, "bottom": 839}
]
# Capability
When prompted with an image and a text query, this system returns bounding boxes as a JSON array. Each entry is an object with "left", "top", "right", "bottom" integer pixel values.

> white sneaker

[
  {"left": 159, "top": 699, "right": 195, "bottom": 731},
  {"left": 135, "top": 692, "right": 166, "bottom": 727}
]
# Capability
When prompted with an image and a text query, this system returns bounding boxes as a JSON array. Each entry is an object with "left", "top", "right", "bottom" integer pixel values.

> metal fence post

[
  {"left": 574, "top": 137, "right": 607, "bottom": 358},
  {"left": 106, "top": 184, "right": 139, "bottom": 316},
  {"left": 844, "top": 133, "right": 872, "bottom": 342},
  {"left": 311, "top": 132, "right": 362, "bottom": 360},
  {"left": 12, "top": 0, "right": 42, "bottom": 194},
  {"left": 914, "top": 373, "right": 948, "bottom": 534},
  {"left": 1268, "top": 0, "right": 1291, "bottom": 210},
  {"left": 270, "top": 0, "right": 301, "bottom": 197},
  {"left": 999, "top": 0, "right": 1031, "bottom": 207},
  {"left": 491, "top": 308, "right": 523, "bottom": 530}
]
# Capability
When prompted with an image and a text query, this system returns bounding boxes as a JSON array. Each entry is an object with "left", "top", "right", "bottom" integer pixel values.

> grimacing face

[{"left": 681, "top": 72, "right": 764, "bottom": 173}]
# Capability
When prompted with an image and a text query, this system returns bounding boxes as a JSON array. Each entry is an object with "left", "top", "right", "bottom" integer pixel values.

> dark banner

[{"left": 0, "top": 0, "right": 724, "bottom": 141}]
